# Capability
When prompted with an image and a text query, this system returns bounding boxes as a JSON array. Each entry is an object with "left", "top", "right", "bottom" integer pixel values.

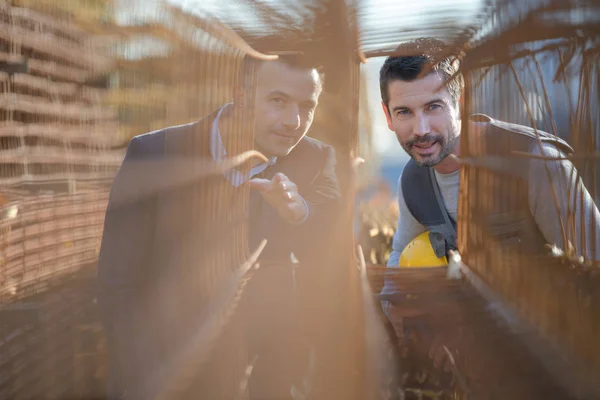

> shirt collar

[{"left": 210, "top": 103, "right": 277, "bottom": 186}]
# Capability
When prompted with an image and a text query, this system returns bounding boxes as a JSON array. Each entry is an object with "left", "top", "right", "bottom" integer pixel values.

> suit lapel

[{"left": 155, "top": 114, "right": 215, "bottom": 262}]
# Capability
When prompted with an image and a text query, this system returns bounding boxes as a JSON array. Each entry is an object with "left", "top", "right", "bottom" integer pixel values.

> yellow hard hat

[{"left": 399, "top": 231, "right": 448, "bottom": 268}]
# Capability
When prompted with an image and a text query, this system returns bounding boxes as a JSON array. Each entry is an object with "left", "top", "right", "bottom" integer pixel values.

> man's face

[
  {"left": 253, "top": 60, "right": 321, "bottom": 157},
  {"left": 382, "top": 73, "right": 460, "bottom": 167}
]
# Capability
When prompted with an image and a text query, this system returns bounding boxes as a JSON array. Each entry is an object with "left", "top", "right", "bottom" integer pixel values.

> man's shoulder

[
  {"left": 301, "top": 135, "right": 333, "bottom": 149},
  {"left": 278, "top": 136, "right": 337, "bottom": 182},
  {"left": 476, "top": 114, "right": 574, "bottom": 154},
  {"left": 528, "top": 140, "right": 569, "bottom": 157},
  {"left": 293, "top": 135, "right": 334, "bottom": 157},
  {"left": 128, "top": 112, "right": 216, "bottom": 156},
  {"left": 132, "top": 122, "right": 194, "bottom": 146},
  {"left": 126, "top": 123, "right": 191, "bottom": 158}
]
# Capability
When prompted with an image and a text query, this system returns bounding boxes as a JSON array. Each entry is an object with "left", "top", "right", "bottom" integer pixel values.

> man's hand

[{"left": 248, "top": 173, "right": 308, "bottom": 223}]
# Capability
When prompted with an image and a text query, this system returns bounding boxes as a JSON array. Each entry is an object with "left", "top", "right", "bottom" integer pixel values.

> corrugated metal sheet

[
  {"left": 169, "top": 0, "right": 484, "bottom": 55},
  {"left": 168, "top": 0, "right": 486, "bottom": 56},
  {"left": 164, "top": 0, "right": 598, "bottom": 59},
  {"left": 169, "top": 0, "right": 326, "bottom": 46},
  {"left": 357, "top": 0, "right": 486, "bottom": 56}
]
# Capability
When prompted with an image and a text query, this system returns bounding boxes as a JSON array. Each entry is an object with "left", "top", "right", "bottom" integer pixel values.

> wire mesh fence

[{"left": 0, "top": 0, "right": 599, "bottom": 399}]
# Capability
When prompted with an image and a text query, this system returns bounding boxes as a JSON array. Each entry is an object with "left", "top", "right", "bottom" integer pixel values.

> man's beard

[{"left": 401, "top": 132, "right": 458, "bottom": 167}]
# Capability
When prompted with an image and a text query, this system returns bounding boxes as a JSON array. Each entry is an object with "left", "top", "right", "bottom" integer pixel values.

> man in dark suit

[{"left": 97, "top": 53, "right": 341, "bottom": 399}]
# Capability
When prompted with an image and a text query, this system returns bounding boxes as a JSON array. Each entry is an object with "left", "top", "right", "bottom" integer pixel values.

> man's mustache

[{"left": 406, "top": 133, "right": 444, "bottom": 147}]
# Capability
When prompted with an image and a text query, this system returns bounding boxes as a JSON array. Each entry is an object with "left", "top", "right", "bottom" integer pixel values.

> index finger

[
  {"left": 248, "top": 178, "right": 272, "bottom": 192},
  {"left": 272, "top": 173, "right": 288, "bottom": 183}
]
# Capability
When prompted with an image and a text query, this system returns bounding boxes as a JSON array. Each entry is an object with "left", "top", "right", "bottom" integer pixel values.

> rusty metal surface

[{"left": 0, "top": 0, "right": 599, "bottom": 399}]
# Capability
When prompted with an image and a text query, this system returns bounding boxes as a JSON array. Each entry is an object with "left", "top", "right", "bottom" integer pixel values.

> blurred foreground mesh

[
  {"left": 0, "top": 1, "right": 372, "bottom": 399},
  {"left": 0, "top": 0, "right": 599, "bottom": 399}
]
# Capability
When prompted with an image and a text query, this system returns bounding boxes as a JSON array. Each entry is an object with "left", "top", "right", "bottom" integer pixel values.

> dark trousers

[{"left": 244, "top": 261, "right": 308, "bottom": 399}]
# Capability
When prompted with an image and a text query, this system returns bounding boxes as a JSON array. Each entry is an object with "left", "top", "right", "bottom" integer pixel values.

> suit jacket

[{"left": 96, "top": 109, "right": 341, "bottom": 399}]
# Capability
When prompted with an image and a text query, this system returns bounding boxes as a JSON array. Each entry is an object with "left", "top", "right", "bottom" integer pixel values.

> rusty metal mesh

[
  {"left": 0, "top": 1, "right": 380, "bottom": 399},
  {"left": 456, "top": 1, "right": 600, "bottom": 397},
  {"left": 0, "top": 2, "right": 116, "bottom": 398},
  {"left": 0, "top": 0, "right": 599, "bottom": 399}
]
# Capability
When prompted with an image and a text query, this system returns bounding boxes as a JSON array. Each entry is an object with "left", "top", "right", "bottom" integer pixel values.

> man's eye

[
  {"left": 396, "top": 109, "right": 410, "bottom": 116},
  {"left": 271, "top": 98, "right": 285, "bottom": 105},
  {"left": 428, "top": 104, "right": 442, "bottom": 111}
]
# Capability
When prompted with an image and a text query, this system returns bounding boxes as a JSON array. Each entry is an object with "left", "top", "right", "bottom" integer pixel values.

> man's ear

[{"left": 381, "top": 101, "right": 393, "bottom": 130}]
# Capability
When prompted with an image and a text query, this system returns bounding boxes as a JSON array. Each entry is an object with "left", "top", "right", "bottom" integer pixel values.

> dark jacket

[{"left": 96, "top": 109, "right": 341, "bottom": 399}]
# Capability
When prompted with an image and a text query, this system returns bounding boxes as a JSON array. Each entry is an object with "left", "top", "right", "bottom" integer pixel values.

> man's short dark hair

[
  {"left": 241, "top": 37, "right": 325, "bottom": 91},
  {"left": 272, "top": 53, "right": 325, "bottom": 91},
  {"left": 379, "top": 38, "right": 462, "bottom": 110}
]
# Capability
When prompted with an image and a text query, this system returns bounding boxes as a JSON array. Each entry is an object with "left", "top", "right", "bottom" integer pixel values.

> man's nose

[
  {"left": 282, "top": 104, "right": 301, "bottom": 130},
  {"left": 413, "top": 114, "right": 431, "bottom": 136}
]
